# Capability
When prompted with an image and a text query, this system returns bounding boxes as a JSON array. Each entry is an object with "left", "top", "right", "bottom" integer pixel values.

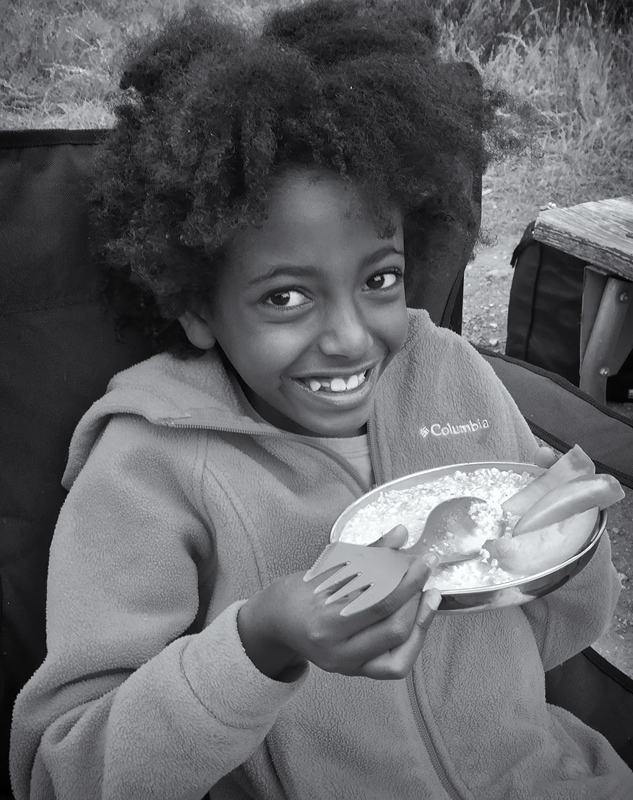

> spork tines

[{"left": 303, "top": 541, "right": 411, "bottom": 616}]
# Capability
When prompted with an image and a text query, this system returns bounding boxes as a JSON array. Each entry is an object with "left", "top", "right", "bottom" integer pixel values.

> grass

[
  {"left": 436, "top": 0, "right": 633, "bottom": 233},
  {"left": 1, "top": 0, "right": 632, "bottom": 236}
]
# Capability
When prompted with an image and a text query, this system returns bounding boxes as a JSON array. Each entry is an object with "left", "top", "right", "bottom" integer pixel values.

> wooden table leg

[{"left": 579, "top": 267, "right": 633, "bottom": 403}]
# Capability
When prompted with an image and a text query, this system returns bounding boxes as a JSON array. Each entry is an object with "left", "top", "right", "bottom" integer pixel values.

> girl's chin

[
  {"left": 282, "top": 408, "right": 370, "bottom": 438},
  {"left": 263, "top": 405, "right": 370, "bottom": 438}
]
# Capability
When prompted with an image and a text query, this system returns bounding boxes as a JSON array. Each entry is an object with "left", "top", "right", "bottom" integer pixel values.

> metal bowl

[{"left": 330, "top": 461, "right": 607, "bottom": 614}]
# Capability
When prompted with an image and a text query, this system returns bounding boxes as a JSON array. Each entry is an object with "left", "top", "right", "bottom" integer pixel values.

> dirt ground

[{"left": 462, "top": 200, "right": 633, "bottom": 678}]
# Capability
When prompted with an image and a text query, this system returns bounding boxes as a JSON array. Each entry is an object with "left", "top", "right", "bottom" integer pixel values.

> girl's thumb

[{"left": 371, "top": 524, "right": 408, "bottom": 549}]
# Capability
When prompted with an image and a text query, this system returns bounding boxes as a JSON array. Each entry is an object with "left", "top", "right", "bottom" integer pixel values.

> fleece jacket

[{"left": 9, "top": 309, "right": 633, "bottom": 800}]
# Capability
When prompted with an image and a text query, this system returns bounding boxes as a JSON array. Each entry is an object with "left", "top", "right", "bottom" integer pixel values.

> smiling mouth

[{"left": 295, "top": 369, "right": 370, "bottom": 394}]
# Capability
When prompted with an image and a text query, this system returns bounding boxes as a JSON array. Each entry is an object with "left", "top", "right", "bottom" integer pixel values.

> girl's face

[{"left": 181, "top": 169, "right": 409, "bottom": 437}]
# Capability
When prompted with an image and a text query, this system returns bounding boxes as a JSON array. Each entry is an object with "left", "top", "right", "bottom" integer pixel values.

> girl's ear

[{"left": 178, "top": 307, "right": 216, "bottom": 350}]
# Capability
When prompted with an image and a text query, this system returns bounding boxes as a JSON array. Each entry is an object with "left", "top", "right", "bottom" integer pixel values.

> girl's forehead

[
  {"left": 227, "top": 170, "right": 403, "bottom": 269},
  {"left": 268, "top": 169, "right": 365, "bottom": 213}
]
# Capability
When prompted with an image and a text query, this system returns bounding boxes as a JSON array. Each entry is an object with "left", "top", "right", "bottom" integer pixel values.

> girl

[{"left": 10, "top": 1, "right": 633, "bottom": 798}]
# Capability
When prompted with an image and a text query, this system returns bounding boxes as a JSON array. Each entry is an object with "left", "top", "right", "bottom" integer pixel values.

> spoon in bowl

[{"left": 407, "top": 495, "right": 504, "bottom": 565}]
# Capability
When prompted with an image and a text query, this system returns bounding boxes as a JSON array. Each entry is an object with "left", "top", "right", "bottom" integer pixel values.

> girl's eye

[
  {"left": 264, "top": 289, "right": 308, "bottom": 309},
  {"left": 365, "top": 270, "right": 401, "bottom": 290}
]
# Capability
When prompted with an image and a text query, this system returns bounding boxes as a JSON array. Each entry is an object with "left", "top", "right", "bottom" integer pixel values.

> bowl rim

[{"left": 330, "top": 461, "right": 607, "bottom": 595}]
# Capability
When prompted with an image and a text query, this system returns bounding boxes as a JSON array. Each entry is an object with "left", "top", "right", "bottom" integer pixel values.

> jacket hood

[{"left": 61, "top": 346, "right": 263, "bottom": 490}]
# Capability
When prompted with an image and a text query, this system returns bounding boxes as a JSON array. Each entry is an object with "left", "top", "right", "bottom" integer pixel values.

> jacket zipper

[
  {"left": 366, "top": 416, "right": 382, "bottom": 487},
  {"left": 365, "top": 421, "right": 462, "bottom": 798},
  {"left": 367, "top": 419, "right": 463, "bottom": 798},
  {"left": 406, "top": 673, "right": 463, "bottom": 800},
  {"left": 301, "top": 414, "right": 383, "bottom": 492}
]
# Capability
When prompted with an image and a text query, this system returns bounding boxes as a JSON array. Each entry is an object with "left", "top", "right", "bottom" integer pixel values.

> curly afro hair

[{"left": 91, "top": 0, "right": 523, "bottom": 356}]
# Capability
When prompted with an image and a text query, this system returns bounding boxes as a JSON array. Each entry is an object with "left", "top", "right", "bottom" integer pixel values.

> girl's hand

[
  {"left": 238, "top": 525, "right": 440, "bottom": 681},
  {"left": 533, "top": 444, "right": 557, "bottom": 469}
]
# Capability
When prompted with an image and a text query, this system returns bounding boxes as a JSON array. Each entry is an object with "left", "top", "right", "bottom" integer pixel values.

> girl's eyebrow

[{"left": 247, "top": 246, "right": 404, "bottom": 287}]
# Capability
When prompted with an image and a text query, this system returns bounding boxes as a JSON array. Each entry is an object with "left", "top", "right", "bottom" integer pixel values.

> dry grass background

[
  {"left": 2, "top": 0, "right": 632, "bottom": 237},
  {"left": 2, "top": 0, "right": 633, "bottom": 672}
]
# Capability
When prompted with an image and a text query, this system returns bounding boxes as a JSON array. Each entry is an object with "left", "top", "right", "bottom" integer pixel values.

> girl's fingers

[
  {"left": 306, "top": 526, "right": 408, "bottom": 602},
  {"left": 358, "top": 552, "right": 438, "bottom": 624},
  {"left": 370, "top": 525, "right": 408, "bottom": 549},
  {"left": 359, "top": 589, "right": 442, "bottom": 680},
  {"left": 333, "top": 552, "right": 438, "bottom": 642},
  {"left": 301, "top": 546, "right": 437, "bottom": 650},
  {"left": 336, "top": 593, "right": 422, "bottom": 665},
  {"left": 287, "top": 551, "right": 439, "bottom": 674},
  {"left": 533, "top": 445, "right": 558, "bottom": 469}
]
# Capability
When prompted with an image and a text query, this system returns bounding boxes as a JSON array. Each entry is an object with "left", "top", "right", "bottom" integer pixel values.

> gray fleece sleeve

[
  {"left": 23, "top": 605, "right": 307, "bottom": 800},
  {"left": 10, "top": 417, "right": 307, "bottom": 800},
  {"left": 521, "top": 531, "right": 622, "bottom": 672}
]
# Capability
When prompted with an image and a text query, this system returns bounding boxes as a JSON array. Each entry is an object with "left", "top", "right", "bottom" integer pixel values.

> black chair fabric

[
  {"left": 0, "top": 130, "right": 155, "bottom": 797},
  {"left": 545, "top": 646, "right": 633, "bottom": 769},
  {"left": 1, "top": 127, "right": 632, "bottom": 797}
]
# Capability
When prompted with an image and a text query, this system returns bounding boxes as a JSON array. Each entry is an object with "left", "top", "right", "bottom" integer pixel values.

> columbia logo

[{"left": 420, "top": 419, "right": 490, "bottom": 438}]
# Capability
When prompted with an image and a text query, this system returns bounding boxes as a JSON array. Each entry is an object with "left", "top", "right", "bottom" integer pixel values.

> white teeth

[{"left": 303, "top": 370, "right": 368, "bottom": 393}]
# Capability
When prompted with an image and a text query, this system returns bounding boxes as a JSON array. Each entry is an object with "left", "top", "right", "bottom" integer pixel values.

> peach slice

[
  {"left": 483, "top": 508, "right": 599, "bottom": 575},
  {"left": 501, "top": 444, "right": 595, "bottom": 517},
  {"left": 512, "top": 473, "right": 624, "bottom": 536},
  {"left": 484, "top": 472, "right": 624, "bottom": 576}
]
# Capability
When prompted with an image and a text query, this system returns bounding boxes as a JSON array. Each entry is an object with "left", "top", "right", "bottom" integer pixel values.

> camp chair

[{"left": 2, "top": 127, "right": 633, "bottom": 800}]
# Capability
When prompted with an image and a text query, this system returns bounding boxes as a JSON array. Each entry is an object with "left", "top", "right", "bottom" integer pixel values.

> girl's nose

[{"left": 318, "top": 305, "right": 374, "bottom": 359}]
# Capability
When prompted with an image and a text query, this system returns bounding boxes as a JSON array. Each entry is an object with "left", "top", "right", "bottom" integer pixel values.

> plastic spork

[
  {"left": 303, "top": 541, "right": 413, "bottom": 616},
  {"left": 304, "top": 502, "right": 486, "bottom": 617}
]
